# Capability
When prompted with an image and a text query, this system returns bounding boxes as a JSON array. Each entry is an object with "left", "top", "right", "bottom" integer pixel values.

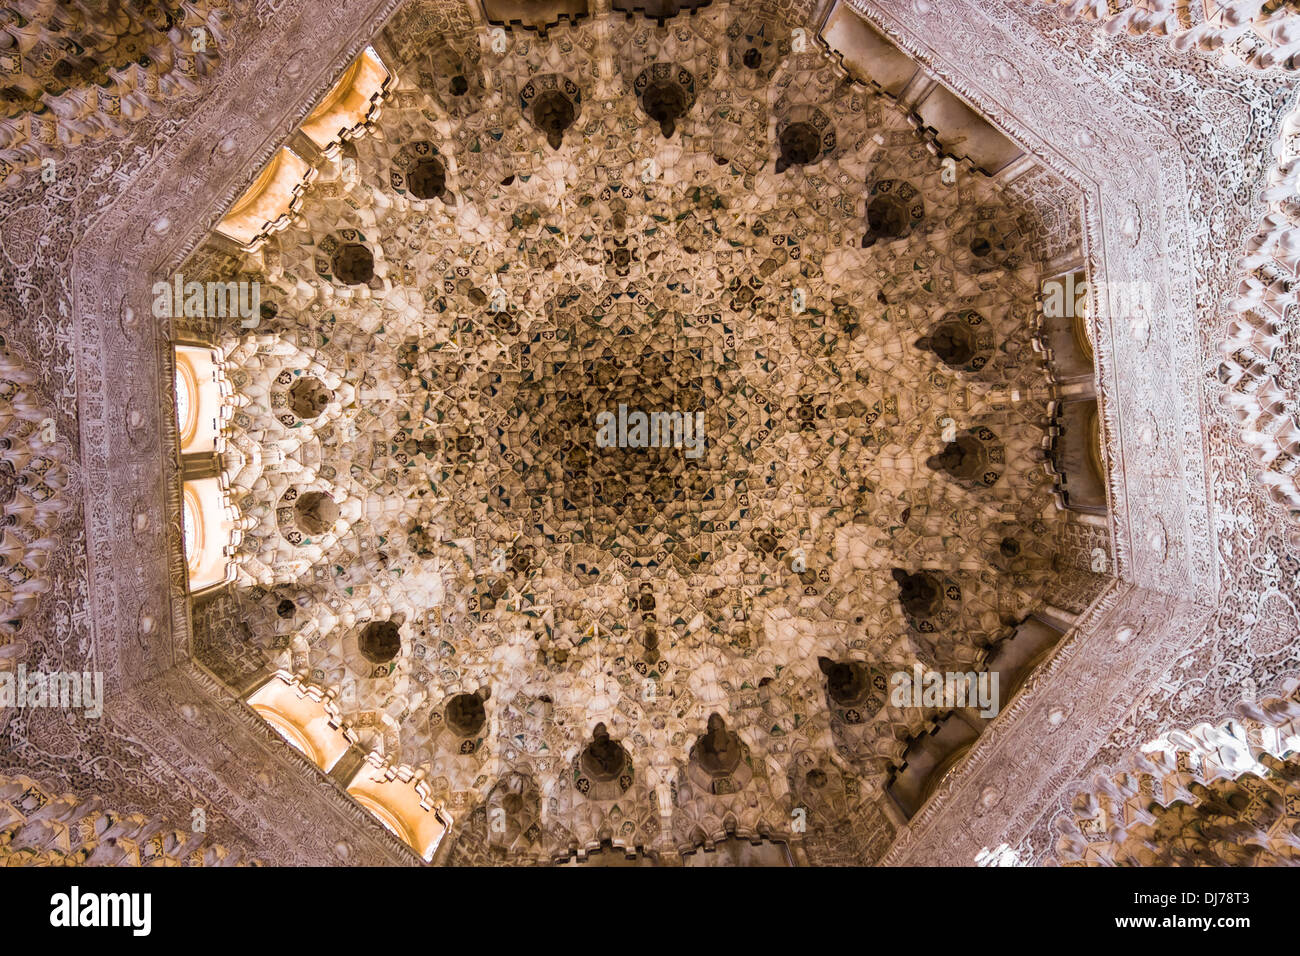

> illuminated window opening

[
  {"left": 1087, "top": 406, "right": 1105, "bottom": 487},
  {"left": 351, "top": 792, "right": 415, "bottom": 845},
  {"left": 176, "top": 358, "right": 198, "bottom": 448},
  {"left": 182, "top": 486, "right": 203, "bottom": 573},
  {"left": 175, "top": 345, "right": 226, "bottom": 456},
  {"left": 246, "top": 674, "right": 353, "bottom": 773},
  {"left": 301, "top": 48, "right": 391, "bottom": 154},
  {"left": 182, "top": 477, "right": 235, "bottom": 592},
  {"left": 253, "top": 707, "right": 321, "bottom": 765},
  {"left": 347, "top": 764, "right": 449, "bottom": 862},
  {"left": 215, "top": 147, "right": 316, "bottom": 250}
]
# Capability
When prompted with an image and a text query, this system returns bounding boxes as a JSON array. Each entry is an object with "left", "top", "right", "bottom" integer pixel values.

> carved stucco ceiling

[{"left": 177, "top": 1, "right": 1072, "bottom": 859}]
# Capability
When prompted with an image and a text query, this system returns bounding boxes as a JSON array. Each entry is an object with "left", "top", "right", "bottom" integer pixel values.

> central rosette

[{"left": 498, "top": 304, "right": 752, "bottom": 576}]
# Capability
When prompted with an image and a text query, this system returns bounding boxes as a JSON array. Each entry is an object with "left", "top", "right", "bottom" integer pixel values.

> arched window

[
  {"left": 215, "top": 146, "right": 315, "bottom": 250},
  {"left": 349, "top": 792, "right": 414, "bottom": 845},
  {"left": 346, "top": 763, "right": 450, "bottom": 862},
  {"left": 175, "top": 346, "right": 226, "bottom": 455},
  {"left": 1038, "top": 270, "right": 1096, "bottom": 384},
  {"left": 255, "top": 709, "right": 319, "bottom": 763},
  {"left": 1048, "top": 397, "right": 1108, "bottom": 514},
  {"left": 175, "top": 346, "right": 237, "bottom": 592},
  {"left": 176, "top": 357, "right": 198, "bottom": 449},
  {"left": 300, "top": 48, "right": 391, "bottom": 155},
  {"left": 182, "top": 486, "right": 202, "bottom": 571},
  {"left": 182, "top": 477, "right": 236, "bottom": 592},
  {"left": 244, "top": 674, "right": 450, "bottom": 861},
  {"left": 246, "top": 673, "right": 353, "bottom": 773}
]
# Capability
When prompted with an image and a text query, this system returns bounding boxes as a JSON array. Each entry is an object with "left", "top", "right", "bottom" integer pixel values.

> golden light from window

[
  {"left": 300, "top": 48, "right": 389, "bottom": 152},
  {"left": 175, "top": 354, "right": 199, "bottom": 448},
  {"left": 182, "top": 477, "right": 235, "bottom": 592},
  {"left": 1069, "top": 270, "right": 1095, "bottom": 365},
  {"left": 252, "top": 706, "right": 322, "bottom": 765},
  {"left": 246, "top": 675, "right": 353, "bottom": 773},
  {"left": 346, "top": 767, "right": 449, "bottom": 862},
  {"left": 215, "top": 146, "right": 314, "bottom": 249},
  {"left": 175, "top": 346, "right": 225, "bottom": 455},
  {"left": 350, "top": 792, "right": 414, "bottom": 846},
  {"left": 182, "top": 486, "right": 202, "bottom": 574}
]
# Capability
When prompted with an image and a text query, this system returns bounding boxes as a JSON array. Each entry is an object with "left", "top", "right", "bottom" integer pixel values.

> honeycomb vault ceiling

[
  {"left": 177, "top": 0, "right": 1074, "bottom": 863},
  {"left": 0, "top": 0, "right": 1298, "bottom": 869}
]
